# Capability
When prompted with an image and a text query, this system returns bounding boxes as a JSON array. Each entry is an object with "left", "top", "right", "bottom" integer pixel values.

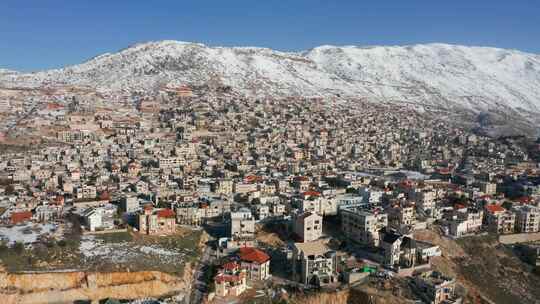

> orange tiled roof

[
  {"left": 239, "top": 247, "right": 270, "bottom": 264},
  {"left": 156, "top": 208, "right": 175, "bottom": 218},
  {"left": 11, "top": 211, "right": 32, "bottom": 224},
  {"left": 303, "top": 191, "right": 321, "bottom": 197},
  {"left": 485, "top": 204, "right": 505, "bottom": 213}
]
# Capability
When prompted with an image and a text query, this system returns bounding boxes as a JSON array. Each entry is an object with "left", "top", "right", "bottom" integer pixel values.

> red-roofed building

[
  {"left": 484, "top": 204, "right": 515, "bottom": 234},
  {"left": 302, "top": 190, "right": 321, "bottom": 198},
  {"left": 238, "top": 247, "right": 271, "bottom": 280},
  {"left": 10, "top": 211, "right": 32, "bottom": 224},
  {"left": 156, "top": 208, "right": 175, "bottom": 218},
  {"left": 214, "top": 261, "right": 247, "bottom": 297},
  {"left": 484, "top": 204, "right": 505, "bottom": 214},
  {"left": 138, "top": 206, "right": 176, "bottom": 235}
]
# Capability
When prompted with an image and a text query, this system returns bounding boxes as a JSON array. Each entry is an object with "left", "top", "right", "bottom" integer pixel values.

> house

[
  {"left": 229, "top": 209, "right": 255, "bottom": 240},
  {"left": 238, "top": 247, "right": 271, "bottom": 281},
  {"left": 293, "top": 212, "right": 323, "bottom": 242},
  {"left": 82, "top": 205, "right": 116, "bottom": 232},
  {"left": 77, "top": 185, "right": 97, "bottom": 199},
  {"left": 341, "top": 207, "right": 388, "bottom": 246},
  {"left": 214, "top": 261, "right": 248, "bottom": 297},
  {"left": 34, "top": 204, "right": 62, "bottom": 222},
  {"left": 138, "top": 205, "right": 176, "bottom": 235},
  {"left": 513, "top": 205, "right": 540, "bottom": 233},
  {"left": 413, "top": 270, "right": 461, "bottom": 304},
  {"left": 416, "top": 241, "right": 442, "bottom": 264},
  {"left": 479, "top": 182, "right": 497, "bottom": 195},
  {"left": 252, "top": 204, "right": 270, "bottom": 220},
  {"left": 292, "top": 239, "right": 338, "bottom": 287},
  {"left": 121, "top": 194, "right": 139, "bottom": 213},
  {"left": 82, "top": 208, "right": 103, "bottom": 232},
  {"left": 10, "top": 210, "right": 32, "bottom": 224},
  {"left": 379, "top": 230, "right": 417, "bottom": 268},
  {"left": 485, "top": 204, "right": 515, "bottom": 234},
  {"left": 448, "top": 208, "right": 483, "bottom": 238}
]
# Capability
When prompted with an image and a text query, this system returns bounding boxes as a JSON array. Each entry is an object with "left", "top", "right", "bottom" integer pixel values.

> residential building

[
  {"left": 513, "top": 205, "right": 540, "bottom": 233},
  {"left": 138, "top": 206, "right": 176, "bottom": 235},
  {"left": 214, "top": 261, "right": 248, "bottom": 297},
  {"left": 485, "top": 204, "right": 515, "bottom": 234},
  {"left": 293, "top": 212, "right": 323, "bottom": 242},
  {"left": 413, "top": 271, "right": 461, "bottom": 304},
  {"left": 229, "top": 209, "right": 255, "bottom": 240},
  {"left": 341, "top": 207, "right": 388, "bottom": 246},
  {"left": 292, "top": 239, "right": 338, "bottom": 286},
  {"left": 238, "top": 247, "right": 271, "bottom": 281}
]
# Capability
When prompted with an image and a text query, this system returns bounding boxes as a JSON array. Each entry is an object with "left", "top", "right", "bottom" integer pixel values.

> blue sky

[{"left": 1, "top": 0, "right": 539, "bottom": 71}]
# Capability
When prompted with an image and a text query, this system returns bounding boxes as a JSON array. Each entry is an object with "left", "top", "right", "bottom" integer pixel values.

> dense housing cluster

[{"left": 0, "top": 85, "right": 539, "bottom": 303}]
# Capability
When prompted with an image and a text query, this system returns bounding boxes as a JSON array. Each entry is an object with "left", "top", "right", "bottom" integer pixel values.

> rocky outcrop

[{"left": 0, "top": 268, "right": 191, "bottom": 304}]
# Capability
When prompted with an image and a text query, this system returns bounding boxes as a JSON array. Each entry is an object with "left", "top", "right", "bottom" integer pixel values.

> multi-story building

[
  {"left": 414, "top": 189, "right": 437, "bottom": 217},
  {"left": 121, "top": 194, "right": 139, "bottom": 213},
  {"left": 293, "top": 212, "right": 323, "bottom": 242},
  {"left": 138, "top": 206, "right": 176, "bottom": 235},
  {"left": 479, "top": 182, "right": 497, "bottom": 195},
  {"left": 292, "top": 240, "right": 338, "bottom": 286},
  {"left": 380, "top": 230, "right": 417, "bottom": 268},
  {"left": 485, "top": 204, "right": 515, "bottom": 234},
  {"left": 77, "top": 185, "right": 97, "bottom": 199},
  {"left": 341, "top": 207, "right": 388, "bottom": 246},
  {"left": 217, "top": 179, "right": 234, "bottom": 195},
  {"left": 513, "top": 205, "right": 540, "bottom": 233},
  {"left": 413, "top": 271, "right": 461, "bottom": 304},
  {"left": 387, "top": 203, "right": 416, "bottom": 227},
  {"left": 229, "top": 209, "right": 255, "bottom": 240},
  {"left": 82, "top": 204, "right": 117, "bottom": 232},
  {"left": 176, "top": 198, "right": 231, "bottom": 226},
  {"left": 238, "top": 247, "right": 271, "bottom": 281},
  {"left": 214, "top": 261, "right": 248, "bottom": 297}
]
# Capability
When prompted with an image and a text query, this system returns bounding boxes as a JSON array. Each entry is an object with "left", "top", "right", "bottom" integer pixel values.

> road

[{"left": 187, "top": 237, "right": 216, "bottom": 304}]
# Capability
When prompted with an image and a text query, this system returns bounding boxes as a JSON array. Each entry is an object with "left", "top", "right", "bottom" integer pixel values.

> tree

[{"left": 12, "top": 242, "right": 24, "bottom": 254}]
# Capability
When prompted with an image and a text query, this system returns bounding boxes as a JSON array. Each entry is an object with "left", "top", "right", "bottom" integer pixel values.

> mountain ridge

[{"left": 1, "top": 40, "right": 540, "bottom": 115}]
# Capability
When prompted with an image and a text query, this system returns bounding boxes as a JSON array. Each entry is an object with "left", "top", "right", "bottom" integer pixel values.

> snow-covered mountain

[
  {"left": 1, "top": 40, "right": 540, "bottom": 114},
  {"left": 0, "top": 68, "right": 18, "bottom": 76}
]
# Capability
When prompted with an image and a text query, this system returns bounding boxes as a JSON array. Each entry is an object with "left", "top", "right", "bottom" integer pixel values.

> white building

[
  {"left": 229, "top": 209, "right": 255, "bottom": 240},
  {"left": 293, "top": 212, "right": 323, "bottom": 242},
  {"left": 292, "top": 240, "right": 338, "bottom": 286},
  {"left": 513, "top": 205, "right": 540, "bottom": 233},
  {"left": 341, "top": 207, "right": 388, "bottom": 246}
]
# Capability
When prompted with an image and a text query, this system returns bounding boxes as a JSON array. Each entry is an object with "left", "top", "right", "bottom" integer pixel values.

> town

[{"left": 0, "top": 84, "right": 539, "bottom": 304}]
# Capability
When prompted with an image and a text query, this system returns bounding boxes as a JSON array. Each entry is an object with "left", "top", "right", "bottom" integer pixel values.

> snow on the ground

[
  {"left": 2, "top": 41, "right": 540, "bottom": 114},
  {"left": 395, "top": 170, "right": 432, "bottom": 180},
  {"left": 0, "top": 222, "right": 58, "bottom": 245},
  {"left": 79, "top": 235, "right": 186, "bottom": 264}
]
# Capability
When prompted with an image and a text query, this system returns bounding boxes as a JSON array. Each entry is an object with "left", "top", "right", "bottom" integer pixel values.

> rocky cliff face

[{"left": 0, "top": 267, "right": 191, "bottom": 304}]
